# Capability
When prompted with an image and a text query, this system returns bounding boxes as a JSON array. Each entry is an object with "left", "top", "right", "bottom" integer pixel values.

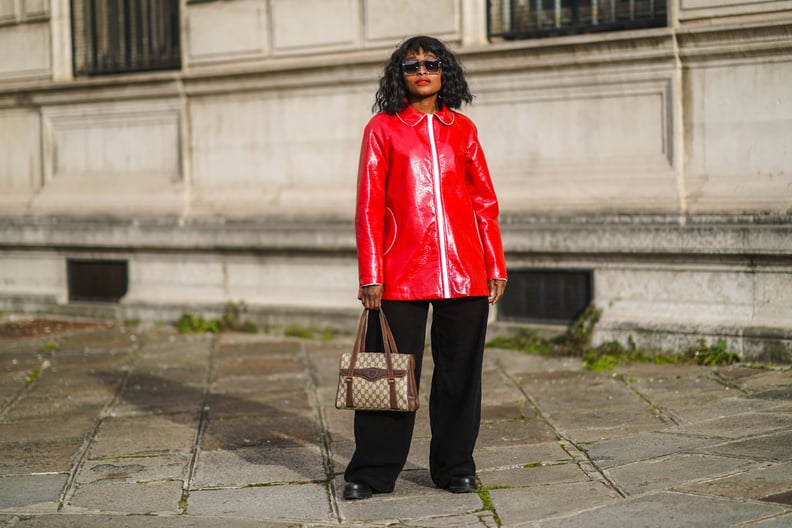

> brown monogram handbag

[{"left": 335, "top": 309, "right": 419, "bottom": 412}]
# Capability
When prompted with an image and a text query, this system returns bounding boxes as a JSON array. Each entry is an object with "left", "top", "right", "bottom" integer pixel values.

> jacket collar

[{"left": 396, "top": 103, "right": 455, "bottom": 127}]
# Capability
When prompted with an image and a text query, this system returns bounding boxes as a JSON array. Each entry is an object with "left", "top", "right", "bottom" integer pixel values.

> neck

[{"left": 408, "top": 95, "right": 439, "bottom": 115}]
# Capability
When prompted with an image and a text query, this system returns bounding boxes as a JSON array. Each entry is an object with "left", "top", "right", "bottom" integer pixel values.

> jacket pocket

[{"left": 383, "top": 207, "right": 397, "bottom": 255}]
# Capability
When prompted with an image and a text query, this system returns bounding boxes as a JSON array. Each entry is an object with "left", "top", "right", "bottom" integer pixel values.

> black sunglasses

[{"left": 401, "top": 58, "right": 442, "bottom": 76}]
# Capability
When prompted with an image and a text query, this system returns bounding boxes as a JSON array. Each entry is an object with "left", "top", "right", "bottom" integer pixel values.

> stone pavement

[{"left": 1, "top": 320, "right": 791, "bottom": 527}]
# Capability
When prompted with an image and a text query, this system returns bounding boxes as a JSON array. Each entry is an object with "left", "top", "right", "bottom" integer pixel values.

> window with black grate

[
  {"left": 67, "top": 259, "right": 129, "bottom": 303},
  {"left": 71, "top": 0, "right": 181, "bottom": 76},
  {"left": 488, "top": 0, "right": 667, "bottom": 39},
  {"left": 499, "top": 269, "right": 593, "bottom": 324}
]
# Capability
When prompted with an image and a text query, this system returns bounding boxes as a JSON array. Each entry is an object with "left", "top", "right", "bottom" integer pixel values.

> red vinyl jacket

[{"left": 355, "top": 104, "right": 507, "bottom": 300}]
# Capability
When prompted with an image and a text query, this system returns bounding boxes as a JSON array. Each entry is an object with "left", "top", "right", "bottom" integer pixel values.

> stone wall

[{"left": 0, "top": 0, "right": 790, "bottom": 361}]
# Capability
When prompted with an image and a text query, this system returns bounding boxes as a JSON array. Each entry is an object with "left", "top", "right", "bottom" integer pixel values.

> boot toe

[
  {"left": 446, "top": 475, "right": 477, "bottom": 493},
  {"left": 343, "top": 481, "right": 373, "bottom": 500}
]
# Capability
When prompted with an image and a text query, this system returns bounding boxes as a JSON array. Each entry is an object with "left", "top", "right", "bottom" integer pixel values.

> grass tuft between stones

[{"left": 486, "top": 303, "right": 740, "bottom": 370}]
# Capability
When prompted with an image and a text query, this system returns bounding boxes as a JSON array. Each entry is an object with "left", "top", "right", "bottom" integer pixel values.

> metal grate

[
  {"left": 67, "top": 259, "right": 129, "bottom": 303},
  {"left": 71, "top": 0, "right": 181, "bottom": 76},
  {"left": 499, "top": 269, "right": 593, "bottom": 324},
  {"left": 488, "top": 0, "right": 667, "bottom": 39}
]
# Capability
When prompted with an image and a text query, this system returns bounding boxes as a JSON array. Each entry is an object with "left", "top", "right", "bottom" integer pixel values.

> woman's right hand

[{"left": 360, "top": 284, "right": 384, "bottom": 310}]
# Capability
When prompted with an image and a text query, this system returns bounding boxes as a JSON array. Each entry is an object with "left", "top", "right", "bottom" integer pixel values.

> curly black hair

[{"left": 373, "top": 35, "right": 474, "bottom": 115}]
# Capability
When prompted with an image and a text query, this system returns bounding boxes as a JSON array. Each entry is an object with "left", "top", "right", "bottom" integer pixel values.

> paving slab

[
  {"left": 0, "top": 376, "right": 26, "bottom": 409},
  {"left": 113, "top": 375, "right": 205, "bottom": 416},
  {"left": 668, "top": 411, "right": 792, "bottom": 439},
  {"left": 386, "top": 511, "right": 499, "bottom": 528},
  {"left": 604, "top": 453, "right": 757, "bottom": 496},
  {"left": 481, "top": 400, "right": 534, "bottom": 422},
  {"left": 66, "top": 479, "right": 184, "bottom": 514},
  {"left": 556, "top": 407, "right": 667, "bottom": 443},
  {"left": 581, "top": 431, "right": 717, "bottom": 469},
  {"left": 698, "top": 429, "right": 792, "bottom": 462},
  {"left": 2, "top": 395, "right": 107, "bottom": 422},
  {"left": 740, "top": 514, "right": 792, "bottom": 528},
  {"left": 679, "top": 461, "right": 792, "bottom": 501},
  {"left": 200, "top": 414, "right": 322, "bottom": 450},
  {"left": 486, "top": 349, "right": 584, "bottom": 376},
  {"left": 0, "top": 438, "right": 86, "bottom": 474},
  {"left": 187, "top": 483, "right": 333, "bottom": 522},
  {"left": 0, "top": 474, "right": 67, "bottom": 510},
  {"left": 135, "top": 343, "right": 210, "bottom": 365},
  {"left": 88, "top": 414, "right": 198, "bottom": 458},
  {"left": 515, "top": 372, "right": 644, "bottom": 413},
  {"left": 214, "top": 355, "right": 307, "bottom": 378},
  {"left": 476, "top": 418, "right": 558, "bottom": 447},
  {"left": 767, "top": 402, "right": 792, "bottom": 412},
  {"left": 737, "top": 370, "right": 792, "bottom": 392},
  {"left": 489, "top": 480, "right": 621, "bottom": 526},
  {"left": 474, "top": 442, "right": 573, "bottom": 470},
  {"left": 204, "top": 390, "right": 314, "bottom": 417},
  {"left": 658, "top": 396, "right": 781, "bottom": 424},
  {"left": 750, "top": 386, "right": 792, "bottom": 401},
  {"left": 1, "top": 323, "right": 791, "bottom": 527},
  {"left": 627, "top": 377, "right": 739, "bottom": 421},
  {"left": 0, "top": 417, "right": 96, "bottom": 444},
  {"left": 0, "top": 514, "right": 296, "bottom": 528},
  {"left": 337, "top": 487, "right": 481, "bottom": 524},
  {"left": 56, "top": 327, "right": 136, "bottom": 351},
  {"left": 125, "top": 364, "right": 209, "bottom": 387},
  {"left": 76, "top": 454, "right": 191, "bottom": 485},
  {"left": 192, "top": 446, "right": 326, "bottom": 487},
  {"left": 210, "top": 373, "right": 312, "bottom": 395},
  {"left": 478, "top": 462, "right": 588, "bottom": 489},
  {"left": 538, "top": 491, "right": 787, "bottom": 528},
  {"left": 24, "top": 372, "right": 123, "bottom": 400}
]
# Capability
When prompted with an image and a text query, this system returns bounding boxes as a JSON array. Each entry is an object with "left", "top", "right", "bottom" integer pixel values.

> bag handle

[
  {"left": 347, "top": 309, "right": 397, "bottom": 378},
  {"left": 377, "top": 309, "right": 399, "bottom": 358},
  {"left": 344, "top": 309, "right": 406, "bottom": 410}
]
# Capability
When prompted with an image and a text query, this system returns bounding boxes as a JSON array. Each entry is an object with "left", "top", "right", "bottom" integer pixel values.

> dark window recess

[
  {"left": 488, "top": 0, "right": 667, "bottom": 39},
  {"left": 71, "top": 0, "right": 181, "bottom": 76},
  {"left": 67, "top": 259, "right": 129, "bottom": 303},
  {"left": 499, "top": 269, "right": 593, "bottom": 324}
]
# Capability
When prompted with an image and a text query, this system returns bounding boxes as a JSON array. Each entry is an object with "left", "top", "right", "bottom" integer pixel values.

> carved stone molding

[
  {"left": 680, "top": 0, "right": 792, "bottom": 25},
  {"left": 678, "top": 21, "right": 792, "bottom": 62}
]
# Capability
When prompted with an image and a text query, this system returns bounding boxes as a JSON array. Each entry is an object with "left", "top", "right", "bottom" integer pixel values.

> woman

[{"left": 345, "top": 35, "right": 507, "bottom": 500}]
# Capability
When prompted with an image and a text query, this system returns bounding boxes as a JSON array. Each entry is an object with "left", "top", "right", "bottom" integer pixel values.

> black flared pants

[{"left": 343, "top": 296, "right": 490, "bottom": 491}]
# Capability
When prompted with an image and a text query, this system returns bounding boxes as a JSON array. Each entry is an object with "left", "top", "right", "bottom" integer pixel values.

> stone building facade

[{"left": 1, "top": 0, "right": 790, "bottom": 360}]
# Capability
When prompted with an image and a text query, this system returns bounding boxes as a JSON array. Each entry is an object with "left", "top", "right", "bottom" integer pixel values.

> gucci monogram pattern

[{"left": 335, "top": 351, "right": 418, "bottom": 411}]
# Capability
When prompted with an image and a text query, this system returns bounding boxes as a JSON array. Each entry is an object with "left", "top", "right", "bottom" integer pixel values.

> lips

[{"left": 416, "top": 79, "right": 431, "bottom": 86}]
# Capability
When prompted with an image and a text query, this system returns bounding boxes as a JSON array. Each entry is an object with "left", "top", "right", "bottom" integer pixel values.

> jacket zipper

[{"left": 427, "top": 114, "right": 451, "bottom": 298}]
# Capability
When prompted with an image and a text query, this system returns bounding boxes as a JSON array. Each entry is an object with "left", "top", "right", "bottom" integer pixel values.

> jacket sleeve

[
  {"left": 465, "top": 125, "right": 508, "bottom": 281},
  {"left": 355, "top": 119, "right": 388, "bottom": 287}
]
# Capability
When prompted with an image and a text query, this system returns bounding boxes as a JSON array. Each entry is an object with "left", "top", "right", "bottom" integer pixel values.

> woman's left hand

[{"left": 488, "top": 279, "right": 507, "bottom": 305}]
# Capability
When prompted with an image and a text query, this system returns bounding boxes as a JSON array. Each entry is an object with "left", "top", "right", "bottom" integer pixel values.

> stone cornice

[
  {"left": 677, "top": 20, "right": 792, "bottom": 62},
  {"left": 0, "top": 215, "right": 356, "bottom": 253},
  {"left": 679, "top": 0, "right": 792, "bottom": 24},
  {"left": 500, "top": 213, "right": 792, "bottom": 258},
  {"left": 2, "top": 18, "right": 791, "bottom": 106},
  {"left": 0, "top": 48, "right": 389, "bottom": 106},
  {"left": 462, "top": 27, "right": 678, "bottom": 72},
  {"left": 1, "top": 214, "right": 789, "bottom": 257}
]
